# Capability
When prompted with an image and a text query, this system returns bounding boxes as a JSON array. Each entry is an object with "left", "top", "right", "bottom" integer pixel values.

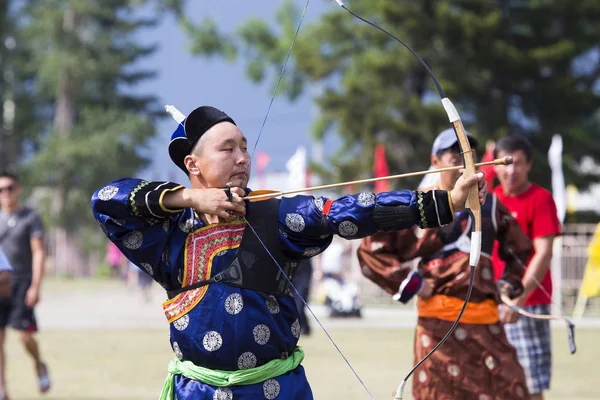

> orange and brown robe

[{"left": 358, "top": 191, "right": 532, "bottom": 400}]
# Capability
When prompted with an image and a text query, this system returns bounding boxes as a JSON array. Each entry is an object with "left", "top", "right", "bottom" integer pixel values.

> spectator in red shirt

[{"left": 491, "top": 136, "right": 560, "bottom": 400}]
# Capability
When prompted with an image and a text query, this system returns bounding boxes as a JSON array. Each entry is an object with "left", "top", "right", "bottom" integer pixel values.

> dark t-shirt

[{"left": 0, "top": 207, "right": 44, "bottom": 280}]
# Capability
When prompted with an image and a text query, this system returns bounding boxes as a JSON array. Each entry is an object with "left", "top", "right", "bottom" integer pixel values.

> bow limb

[
  {"left": 502, "top": 247, "right": 577, "bottom": 354},
  {"left": 500, "top": 294, "right": 576, "bottom": 354},
  {"left": 441, "top": 99, "right": 482, "bottom": 269},
  {"left": 500, "top": 294, "right": 558, "bottom": 321}
]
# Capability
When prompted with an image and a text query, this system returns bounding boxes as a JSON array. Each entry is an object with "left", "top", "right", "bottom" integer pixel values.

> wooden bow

[{"left": 331, "top": 2, "right": 483, "bottom": 398}]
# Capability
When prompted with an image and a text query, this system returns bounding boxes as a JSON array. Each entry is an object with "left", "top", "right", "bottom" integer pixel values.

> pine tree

[{"left": 183, "top": 0, "right": 600, "bottom": 191}]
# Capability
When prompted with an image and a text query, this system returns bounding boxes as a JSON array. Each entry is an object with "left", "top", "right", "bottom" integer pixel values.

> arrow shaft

[{"left": 244, "top": 158, "right": 508, "bottom": 201}]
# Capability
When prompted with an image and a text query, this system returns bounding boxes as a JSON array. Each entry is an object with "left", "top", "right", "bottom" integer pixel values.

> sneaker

[{"left": 38, "top": 362, "right": 51, "bottom": 393}]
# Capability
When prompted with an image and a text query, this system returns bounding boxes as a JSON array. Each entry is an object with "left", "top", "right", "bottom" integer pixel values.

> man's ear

[
  {"left": 430, "top": 153, "right": 439, "bottom": 167},
  {"left": 184, "top": 155, "right": 201, "bottom": 176}
]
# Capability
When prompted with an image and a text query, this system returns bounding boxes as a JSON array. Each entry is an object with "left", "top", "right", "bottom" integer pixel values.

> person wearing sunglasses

[{"left": 0, "top": 172, "right": 51, "bottom": 399}]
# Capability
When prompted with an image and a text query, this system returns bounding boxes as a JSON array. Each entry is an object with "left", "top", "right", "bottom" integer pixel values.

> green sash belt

[{"left": 159, "top": 346, "right": 304, "bottom": 400}]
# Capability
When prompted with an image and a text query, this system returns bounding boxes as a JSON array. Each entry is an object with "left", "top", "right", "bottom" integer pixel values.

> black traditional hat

[{"left": 166, "top": 105, "right": 236, "bottom": 173}]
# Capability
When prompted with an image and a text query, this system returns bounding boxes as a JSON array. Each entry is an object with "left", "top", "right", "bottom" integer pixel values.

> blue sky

[{"left": 138, "top": 0, "right": 335, "bottom": 182}]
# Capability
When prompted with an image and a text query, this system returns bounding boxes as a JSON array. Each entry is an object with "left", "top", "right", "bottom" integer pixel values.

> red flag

[
  {"left": 373, "top": 144, "right": 390, "bottom": 193},
  {"left": 256, "top": 151, "right": 271, "bottom": 189}
]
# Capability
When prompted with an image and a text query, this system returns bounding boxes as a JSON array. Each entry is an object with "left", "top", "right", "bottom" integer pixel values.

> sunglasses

[{"left": 0, "top": 185, "right": 16, "bottom": 194}]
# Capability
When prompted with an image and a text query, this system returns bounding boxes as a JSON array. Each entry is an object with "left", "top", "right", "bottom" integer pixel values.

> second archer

[{"left": 357, "top": 128, "right": 533, "bottom": 400}]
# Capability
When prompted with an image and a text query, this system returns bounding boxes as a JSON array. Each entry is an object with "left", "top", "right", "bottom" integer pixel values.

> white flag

[
  {"left": 286, "top": 146, "right": 307, "bottom": 192},
  {"left": 548, "top": 134, "right": 566, "bottom": 223}
]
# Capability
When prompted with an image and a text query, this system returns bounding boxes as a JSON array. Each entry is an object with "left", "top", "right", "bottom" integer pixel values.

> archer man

[{"left": 91, "top": 105, "right": 487, "bottom": 399}]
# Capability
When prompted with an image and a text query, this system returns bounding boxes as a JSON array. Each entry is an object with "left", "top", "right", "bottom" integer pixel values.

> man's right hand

[{"left": 183, "top": 187, "right": 246, "bottom": 219}]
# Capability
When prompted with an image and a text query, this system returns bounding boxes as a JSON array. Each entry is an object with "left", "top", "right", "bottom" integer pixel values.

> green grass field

[
  {"left": 4, "top": 279, "right": 599, "bottom": 399},
  {"left": 5, "top": 327, "right": 599, "bottom": 400}
]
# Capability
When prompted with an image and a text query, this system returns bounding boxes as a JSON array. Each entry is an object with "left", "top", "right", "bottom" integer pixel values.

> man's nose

[{"left": 237, "top": 151, "right": 250, "bottom": 165}]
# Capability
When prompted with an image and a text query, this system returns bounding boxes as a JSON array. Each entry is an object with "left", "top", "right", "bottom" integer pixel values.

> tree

[
  {"left": 0, "top": 0, "right": 38, "bottom": 171},
  {"left": 182, "top": 0, "right": 600, "bottom": 191},
  {"left": 1, "top": 0, "right": 185, "bottom": 274},
  {"left": 9, "top": 0, "right": 184, "bottom": 230}
]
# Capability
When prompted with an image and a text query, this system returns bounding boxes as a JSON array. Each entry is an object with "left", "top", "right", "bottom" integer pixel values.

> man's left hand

[
  {"left": 450, "top": 172, "right": 488, "bottom": 212},
  {"left": 25, "top": 287, "right": 40, "bottom": 308}
]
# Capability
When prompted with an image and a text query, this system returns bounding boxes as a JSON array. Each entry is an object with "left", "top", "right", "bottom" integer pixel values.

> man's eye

[{"left": 223, "top": 148, "right": 233, "bottom": 152}]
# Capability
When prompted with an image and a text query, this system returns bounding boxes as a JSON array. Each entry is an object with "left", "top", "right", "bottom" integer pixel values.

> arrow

[{"left": 244, "top": 157, "right": 511, "bottom": 202}]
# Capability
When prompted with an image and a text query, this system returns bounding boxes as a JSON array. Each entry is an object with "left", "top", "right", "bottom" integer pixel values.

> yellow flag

[
  {"left": 581, "top": 223, "right": 600, "bottom": 298},
  {"left": 566, "top": 184, "right": 578, "bottom": 215}
]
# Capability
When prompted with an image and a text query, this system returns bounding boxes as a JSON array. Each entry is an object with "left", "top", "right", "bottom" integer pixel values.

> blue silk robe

[{"left": 91, "top": 179, "right": 451, "bottom": 399}]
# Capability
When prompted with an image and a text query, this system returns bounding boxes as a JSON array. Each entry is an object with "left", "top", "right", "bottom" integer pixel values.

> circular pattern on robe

[
  {"left": 291, "top": 319, "right": 301, "bottom": 338},
  {"left": 225, "top": 293, "right": 244, "bottom": 315},
  {"left": 285, "top": 213, "right": 305, "bottom": 233},
  {"left": 313, "top": 198, "right": 324, "bottom": 211},
  {"left": 253, "top": 324, "right": 271, "bottom": 345},
  {"left": 213, "top": 388, "right": 233, "bottom": 400},
  {"left": 173, "top": 314, "right": 189, "bottom": 331},
  {"left": 338, "top": 220, "right": 358, "bottom": 237},
  {"left": 162, "top": 220, "right": 170, "bottom": 232},
  {"left": 266, "top": 296, "right": 280, "bottom": 314},
  {"left": 447, "top": 364, "right": 461, "bottom": 377},
  {"left": 515, "top": 385, "right": 525, "bottom": 398},
  {"left": 172, "top": 342, "right": 183, "bottom": 360},
  {"left": 141, "top": 263, "right": 153, "bottom": 276},
  {"left": 420, "top": 334, "right": 431, "bottom": 348},
  {"left": 485, "top": 355, "right": 497, "bottom": 370},
  {"left": 481, "top": 266, "right": 493, "bottom": 281},
  {"left": 179, "top": 218, "right": 195, "bottom": 233},
  {"left": 303, "top": 247, "right": 322, "bottom": 257},
  {"left": 123, "top": 231, "right": 143, "bottom": 250},
  {"left": 418, "top": 370, "right": 428, "bottom": 383},
  {"left": 454, "top": 328, "right": 467, "bottom": 341},
  {"left": 237, "top": 352, "right": 257, "bottom": 370},
  {"left": 203, "top": 331, "right": 223, "bottom": 352},
  {"left": 98, "top": 185, "right": 119, "bottom": 201},
  {"left": 357, "top": 192, "right": 376, "bottom": 207},
  {"left": 263, "top": 379, "right": 280, "bottom": 399},
  {"left": 489, "top": 324, "right": 501, "bottom": 335}
]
